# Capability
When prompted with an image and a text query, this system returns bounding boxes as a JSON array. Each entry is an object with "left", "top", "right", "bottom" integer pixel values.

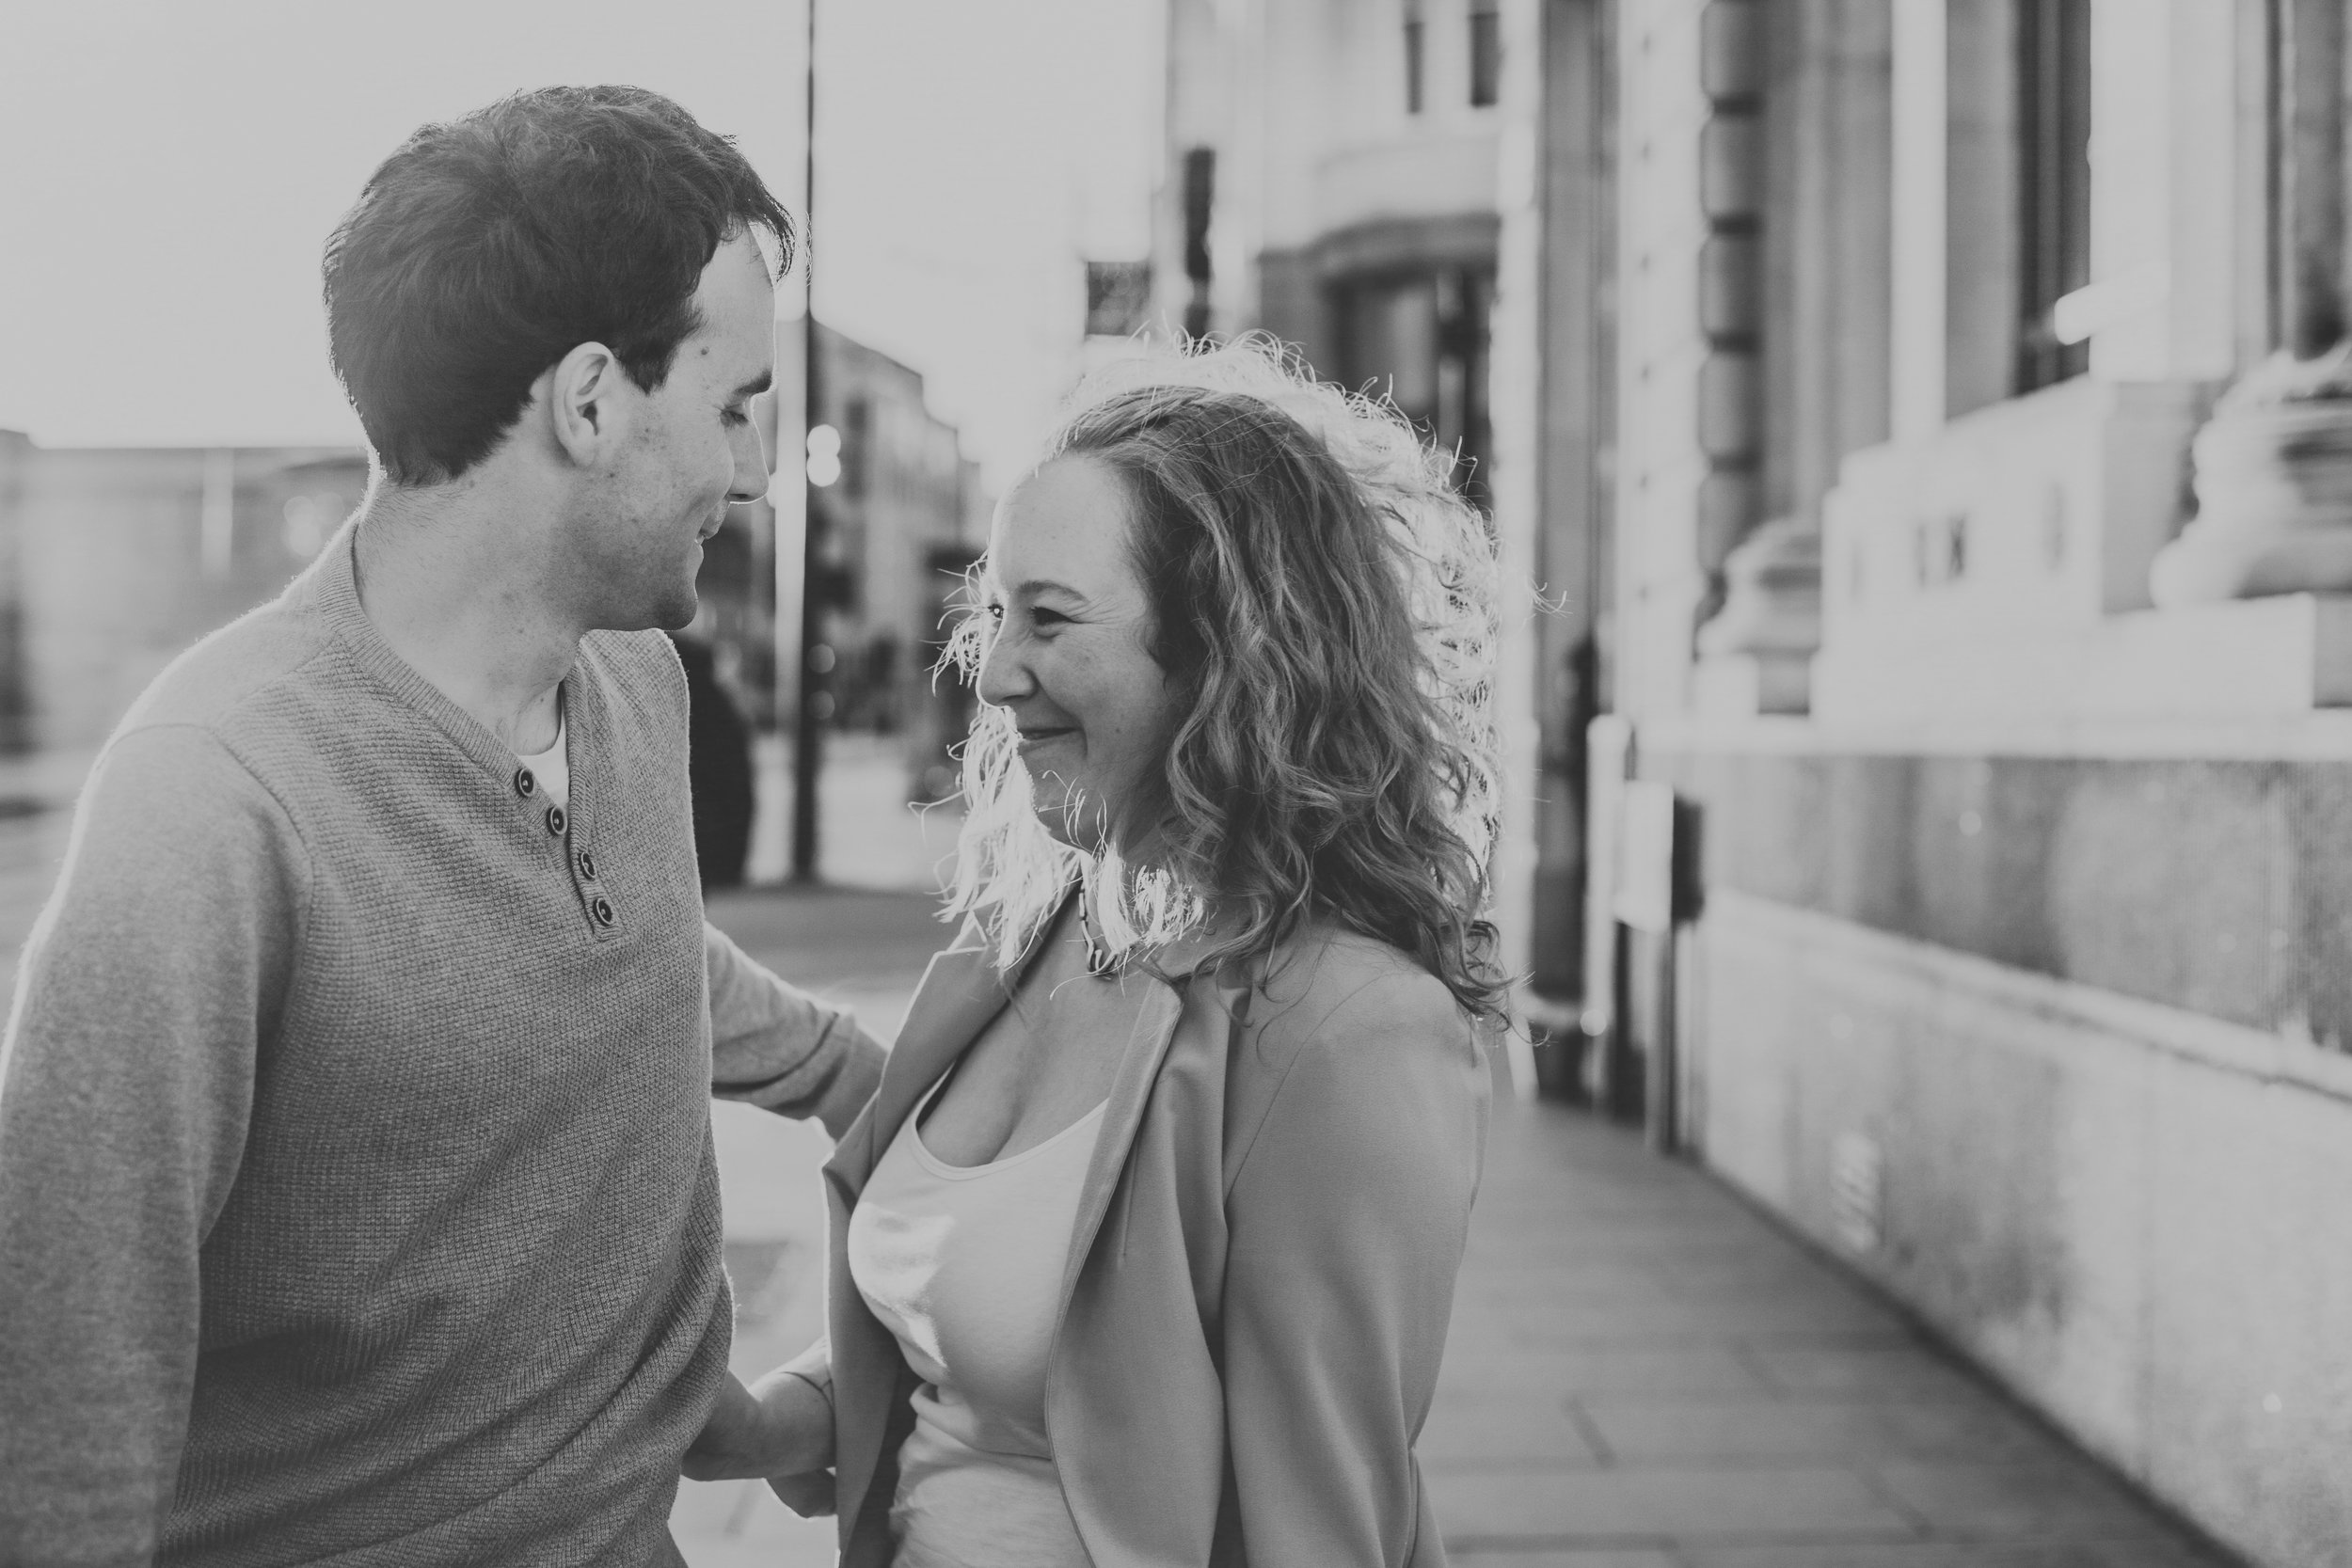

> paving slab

[
  {"left": 1432, "top": 1464, "right": 1915, "bottom": 1540},
  {"left": 1454, "top": 1553, "right": 1680, "bottom": 1568},
  {"left": 1680, "top": 1544, "right": 2231, "bottom": 1568},
  {"left": 1429, "top": 1091, "right": 2239, "bottom": 1567},
  {"left": 1577, "top": 1397, "right": 2066, "bottom": 1465}
]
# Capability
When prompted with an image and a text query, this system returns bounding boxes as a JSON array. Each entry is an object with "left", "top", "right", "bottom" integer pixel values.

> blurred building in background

[
  {"left": 1155, "top": 0, "right": 1501, "bottom": 504},
  {"left": 786, "top": 320, "right": 989, "bottom": 803},
  {"left": 1167, "top": 2, "right": 2350, "bottom": 1562},
  {"left": 0, "top": 314, "right": 984, "bottom": 823},
  {"left": 0, "top": 436, "right": 366, "bottom": 757}
]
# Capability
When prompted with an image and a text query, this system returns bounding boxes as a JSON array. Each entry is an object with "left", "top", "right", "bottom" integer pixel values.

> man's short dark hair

[{"left": 324, "top": 86, "right": 794, "bottom": 485}]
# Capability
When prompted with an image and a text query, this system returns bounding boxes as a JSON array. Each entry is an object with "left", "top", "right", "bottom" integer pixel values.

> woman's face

[{"left": 977, "top": 455, "right": 1178, "bottom": 853}]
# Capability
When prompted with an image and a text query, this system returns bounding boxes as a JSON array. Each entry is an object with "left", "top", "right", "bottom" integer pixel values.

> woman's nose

[{"left": 975, "top": 626, "right": 1031, "bottom": 708}]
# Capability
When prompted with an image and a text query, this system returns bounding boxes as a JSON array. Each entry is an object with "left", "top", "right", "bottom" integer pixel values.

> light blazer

[{"left": 817, "top": 915, "right": 1491, "bottom": 1567}]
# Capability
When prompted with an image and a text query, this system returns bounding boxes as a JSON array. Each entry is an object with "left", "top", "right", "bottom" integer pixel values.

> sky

[{"left": 0, "top": 0, "right": 1160, "bottom": 490}]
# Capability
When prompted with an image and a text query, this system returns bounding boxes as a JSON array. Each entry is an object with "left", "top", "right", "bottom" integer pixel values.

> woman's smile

[{"left": 975, "top": 457, "right": 1177, "bottom": 851}]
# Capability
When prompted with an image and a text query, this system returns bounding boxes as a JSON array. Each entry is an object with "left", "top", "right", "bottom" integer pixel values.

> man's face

[{"left": 567, "top": 230, "right": 775, "bottom": 631}]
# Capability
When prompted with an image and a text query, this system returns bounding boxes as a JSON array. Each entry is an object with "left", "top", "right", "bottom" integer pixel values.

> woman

[{"left": 691, "top": 337, "right": 1507, "bottom": 1566}]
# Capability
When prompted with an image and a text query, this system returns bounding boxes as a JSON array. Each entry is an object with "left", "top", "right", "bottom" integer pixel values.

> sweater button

[
  {"left": 577, "top": 848, "right": 597, "bottom": 880},
  {"left": 513, "top": 768, "right": 536, "bottom": 800},
  {"left": 592, "top": 895, "right": 616, "bottom": 927},
  {"left": 547, "top": 804, "right": 567, "bottom": 837}
]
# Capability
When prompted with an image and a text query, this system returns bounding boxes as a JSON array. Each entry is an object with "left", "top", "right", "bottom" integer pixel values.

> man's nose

[{"left": 726, "top": 413, "right": 771, "bottom": 504}]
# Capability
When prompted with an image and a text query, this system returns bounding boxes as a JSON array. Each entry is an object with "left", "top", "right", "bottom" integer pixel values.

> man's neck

[{"left": 350, "top": 479, "right": 579, "bottom": 755}]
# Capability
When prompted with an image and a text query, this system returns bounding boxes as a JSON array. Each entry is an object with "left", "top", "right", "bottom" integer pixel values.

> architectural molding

[
  {"left": 1307, "top": 209, "right": 1501, "bottom": 282},
  {"left": 1708, "top": 886, "right": 2352, "bottom": 1110}
]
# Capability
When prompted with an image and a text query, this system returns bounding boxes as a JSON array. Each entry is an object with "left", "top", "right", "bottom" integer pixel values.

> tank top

[{"left": 846, "top": 1074, "right": 1106, "bottom": 1568}]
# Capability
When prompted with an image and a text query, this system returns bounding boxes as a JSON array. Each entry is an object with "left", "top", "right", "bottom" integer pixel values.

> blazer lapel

[
  {"left": 1051, "top": 921, "right": 1236, "bottom": 1316},
  {"left": 1052, "top": 976, "right": 1186, "bottom": 1320},
  {"left": 823, "top": 942, "right": 1008, "bottom": 1191}
]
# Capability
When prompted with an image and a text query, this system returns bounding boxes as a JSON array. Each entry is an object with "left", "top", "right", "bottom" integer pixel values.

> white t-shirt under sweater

[
  {"left": 516, "top": 715, "right": 569, "bottom": 809},
  {"left": 847, "top": 1074, "right": 1106, "bottom": 1568}
]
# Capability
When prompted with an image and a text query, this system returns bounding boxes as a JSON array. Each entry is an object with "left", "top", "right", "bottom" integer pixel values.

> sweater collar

[{"left": 297, "top": 516, "right": 610, "bottom": 813}]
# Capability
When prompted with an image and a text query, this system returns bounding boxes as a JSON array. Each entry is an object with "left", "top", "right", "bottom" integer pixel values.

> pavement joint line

[
  {"left": 1851, "top": 1461, "right": 1943, "bottom": 1540},
  {"left": 1433, "top": 1454, "right": 2089, "bottom": 1479},
  {"left": 1444, "top": 1528, "right": 1940, "bottom": 1553},
  {"left": 1724, "top": 1338, "right": 1788, "bottom": 1398},
  {"left": 1422, "top": 1456, "right": 1613, "bottom": 1473},
  {"left": 1444, "top": 1532, "right": 1679, "bottom": 1554},
  {"left": 1487, "top": 1329, "right": 1920, "bottom": 1351},
  {"left": 1564, "top": 1396, "right": 1616, "bottom": 1465}
]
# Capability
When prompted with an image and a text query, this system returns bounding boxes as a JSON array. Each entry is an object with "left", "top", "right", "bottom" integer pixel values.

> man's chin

[
  {"left": 594, "top": 582, "right": 700, "bottom": 635},
  {"left": 645, "top": 568, "right": 702, "bottom": 632}
]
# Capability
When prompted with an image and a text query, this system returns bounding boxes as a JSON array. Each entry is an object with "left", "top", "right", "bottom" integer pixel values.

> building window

[
  {"left": 2014, "top": 0, "right": 2090, "bottom": 391},
  {"left": 1332, "top": 263, "right": 1494, "bottom": 509},
  {"left": 1470, "top": 0, "right": 1501, "bottom": 108},
  {"left": 1405, "top": 0, "right": 1426, "bottom": 116},
  {"left": 1182, "top": 148, "right": 1216, "bottom": 340}
]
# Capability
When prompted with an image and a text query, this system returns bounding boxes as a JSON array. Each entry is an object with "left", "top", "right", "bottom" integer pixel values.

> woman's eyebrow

[{"left": 1011, "top": 577, "right": 1085, "bottom": 599}]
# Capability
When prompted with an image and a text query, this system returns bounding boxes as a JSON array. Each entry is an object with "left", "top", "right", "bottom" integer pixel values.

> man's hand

[{"left": 681, "top": 1369, "right": 833, "bottom": 1481}]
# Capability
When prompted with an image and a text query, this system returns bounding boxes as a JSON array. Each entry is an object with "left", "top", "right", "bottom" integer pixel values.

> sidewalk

[
  {"left": 678, "top": 883, "right": 2236, "bottom": 1568},
  {"left": 674, "top": 886, "right": 946, "bottom": 1568},
  {"left": 1435, "top": 1095, "right": 2236, "bottom": 1568}
]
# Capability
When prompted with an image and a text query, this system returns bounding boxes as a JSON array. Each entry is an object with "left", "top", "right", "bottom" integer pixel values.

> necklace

[{"left": 1077, "top": 905, "right": 1120, "bottom": 979}]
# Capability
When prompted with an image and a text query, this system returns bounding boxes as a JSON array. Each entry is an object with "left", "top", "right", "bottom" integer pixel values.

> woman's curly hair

[{"left": 943, "top": 335, "right": 1508, "bottom": 1023}]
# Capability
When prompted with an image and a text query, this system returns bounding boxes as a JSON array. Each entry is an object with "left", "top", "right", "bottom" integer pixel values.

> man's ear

[{"left": 547, "top": 341, "right": 624, "bottom": 467}]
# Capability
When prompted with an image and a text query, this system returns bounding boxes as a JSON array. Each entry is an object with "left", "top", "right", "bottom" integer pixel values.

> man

[{"left": 0, "top": 87, "right": 881, "bottom": 1565}]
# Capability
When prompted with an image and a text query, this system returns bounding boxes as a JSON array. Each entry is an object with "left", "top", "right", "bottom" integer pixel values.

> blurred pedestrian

[
  {"left": 670, "top": 629, "right": 756, "bottom": 888},
  {"left": 692, "top": 337, "right": 1507, "bottom": 1565},
  {"left": 0, "top": 87, "right": 882, "bottom": 1565}
]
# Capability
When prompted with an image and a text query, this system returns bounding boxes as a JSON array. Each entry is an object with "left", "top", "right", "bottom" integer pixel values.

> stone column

[
  {"left": 1693, "top": 0, "right": 1892, "bottom": 716},
  {"left": 1498, "top": 0, "right": 1613, "bottom": 1009},
  {"left": 1615, "top": 0, "right": 1764, "bottom": 721}
]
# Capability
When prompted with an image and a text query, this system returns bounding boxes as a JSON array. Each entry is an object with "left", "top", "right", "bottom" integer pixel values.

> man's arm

[
  {"left": 705, "top": 923, "right": 885, "bottom": 1139},
  {"left": 0, "top": 726, "right": 304, "bottom": 1565}
]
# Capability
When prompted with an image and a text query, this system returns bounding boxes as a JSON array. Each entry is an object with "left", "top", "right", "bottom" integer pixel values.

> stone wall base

[{"left": 1689, "top": 889, "right": 2352, "bottom": 1568}]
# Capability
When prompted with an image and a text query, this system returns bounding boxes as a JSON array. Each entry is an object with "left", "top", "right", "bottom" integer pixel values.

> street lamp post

[{"left": 790, "top": 0, "right": 823, "bottom": 882}]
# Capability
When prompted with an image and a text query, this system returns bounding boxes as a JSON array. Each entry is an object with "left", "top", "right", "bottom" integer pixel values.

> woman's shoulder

[
  {"left": 1238, "top": 922, "right": 1476, "bottom": 1070},
  {"left": 1216, "top": 921, "right": 1488, "bottom": 1190}
]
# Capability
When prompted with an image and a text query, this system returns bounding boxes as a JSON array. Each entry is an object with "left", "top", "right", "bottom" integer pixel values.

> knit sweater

[{"left": 0, "top": 525, "right": 884, "bottom": 1567}]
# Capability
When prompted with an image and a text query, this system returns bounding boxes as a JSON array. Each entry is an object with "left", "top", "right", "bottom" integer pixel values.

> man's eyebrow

[{"left": 731, "top": 370, "right": 773, "bottom": 400}]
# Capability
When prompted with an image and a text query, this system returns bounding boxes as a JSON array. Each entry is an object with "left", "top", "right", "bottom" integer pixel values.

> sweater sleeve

[
  {"left": 0, "top": 725, "right": 306, "bottom": 1567},
  {"left": 705, "top": 922, "right": 885, "bottom": 1141},
  {"left": 1218, "top": 970, "right": 1489, "bottom": 1566}
]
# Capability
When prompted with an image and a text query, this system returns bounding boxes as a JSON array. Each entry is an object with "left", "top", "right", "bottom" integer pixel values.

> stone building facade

[{"left": 1552, "top": 4, "right": 2350, "bottom": 1564}]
